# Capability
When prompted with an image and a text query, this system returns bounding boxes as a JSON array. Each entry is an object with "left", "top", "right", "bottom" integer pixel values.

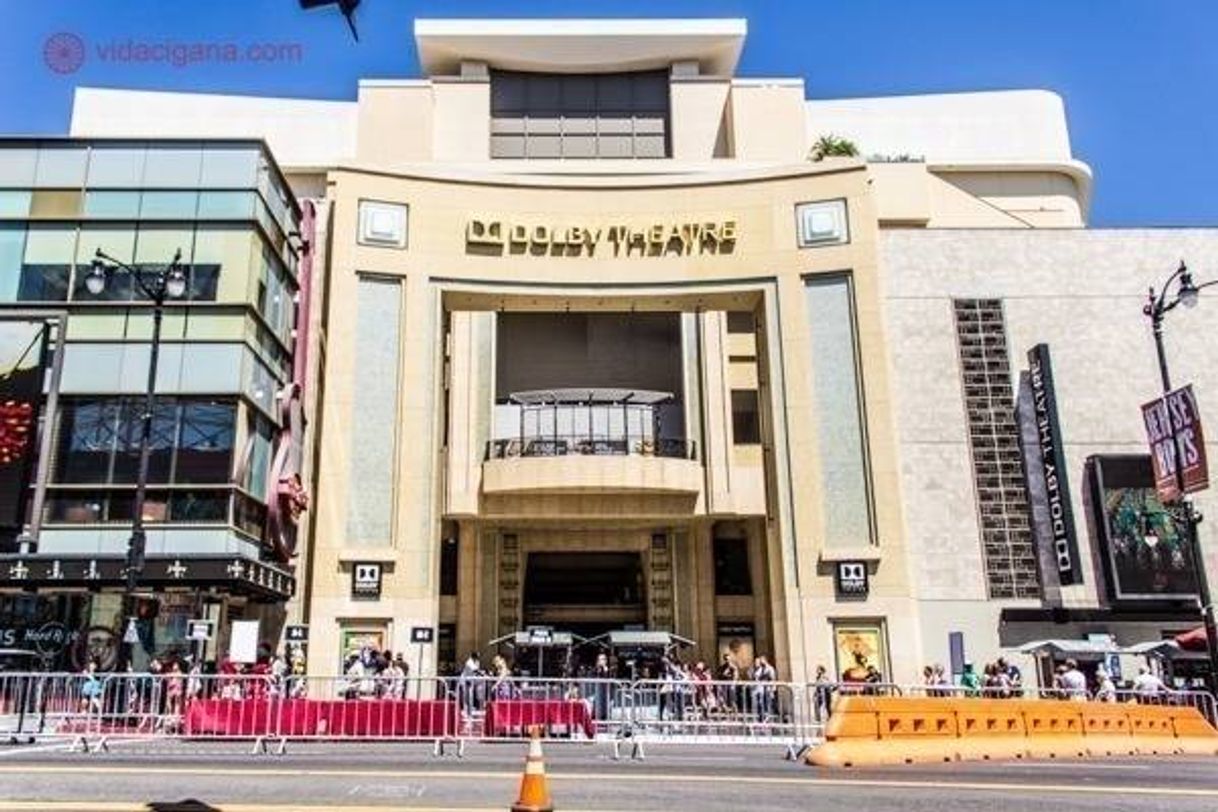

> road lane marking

[
  {"left": 0, "top": 764, "right": 1214, "bottom": 799},
  {"left": 1005, "top": 762, "right": 1153, "bottom": 771}
]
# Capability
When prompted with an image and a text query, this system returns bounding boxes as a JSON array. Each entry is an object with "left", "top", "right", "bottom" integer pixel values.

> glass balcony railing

[
  {"left": 487, "top": 435, "right": 696, "bottom": 460},
  {"left": 486, "top": 388, "right": 695, "bottom": 462}
]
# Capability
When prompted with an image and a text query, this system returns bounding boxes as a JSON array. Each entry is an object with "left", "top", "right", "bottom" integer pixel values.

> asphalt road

[{"left": 0, "top": 741, "right": 1215, "bottom": 812}]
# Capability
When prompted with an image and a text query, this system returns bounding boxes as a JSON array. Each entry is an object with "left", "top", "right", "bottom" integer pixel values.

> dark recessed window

[
  {"left": 726, "top": 312, "right": 755, "bottom": 334},
  {"left": 731, "top": 389, "right": 761, "bottom": 445},
  {"left": 490, "top": 70, "right": 670, "bottom": 159},
  {"left": 54, "top": 397, "right": 236, "bottom": 487},
  {"left": 713, "top": 537, "right": 752, "bottom": 595},
  {"left": 440, "top": 537, "right": 459, "bottom": 596}
]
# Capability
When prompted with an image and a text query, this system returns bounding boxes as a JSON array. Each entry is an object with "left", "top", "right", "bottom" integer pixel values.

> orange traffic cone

[{"left": 511, "top": 726, "right": 554, "bottom": 812}]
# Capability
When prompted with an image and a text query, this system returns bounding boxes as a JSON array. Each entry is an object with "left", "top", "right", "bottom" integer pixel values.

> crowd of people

[
  {"left": 925, "top": 657, "right": 1175, "bottom": 702},
  {"left": 339, "top": 646, "right": 411, "bottom": 699},
  {"left": 74, "top": 643, "right": 1192, "bottom": 728},
  {"left": 450, "top": 649, "right": 784, "bottom": 723}
]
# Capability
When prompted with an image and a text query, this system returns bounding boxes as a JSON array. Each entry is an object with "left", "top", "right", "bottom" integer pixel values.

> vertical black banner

[
  {"left": 1026, "top": 343, "right": 1082, "bottom": 585},
  {"left": 0, "top": 321, "right": 47, "bottom": 529}
]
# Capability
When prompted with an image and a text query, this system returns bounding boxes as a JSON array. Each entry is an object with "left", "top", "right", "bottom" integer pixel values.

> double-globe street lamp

[
  {"left": 85, "top": 248, "right": 187, "bottom": 670},
  {"left": 1143, "top": 261, "right": 1218, "bottom": 693}
]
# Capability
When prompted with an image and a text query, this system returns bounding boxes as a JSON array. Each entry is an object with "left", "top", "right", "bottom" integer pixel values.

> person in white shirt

[
  {"left": 1058, "top": 659, "right": 1088, "bottom": 701},
  {"left": 1133, "top": 666, "right": 1168, "bottom": 701},
  {"left": 1094, "top": 666, "right": 1117, "bottom": 702}
]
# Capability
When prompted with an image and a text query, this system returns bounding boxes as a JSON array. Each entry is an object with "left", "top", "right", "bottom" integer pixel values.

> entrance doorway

[{"left": 519, "top": 552, "right": 646, "bottom": 674}]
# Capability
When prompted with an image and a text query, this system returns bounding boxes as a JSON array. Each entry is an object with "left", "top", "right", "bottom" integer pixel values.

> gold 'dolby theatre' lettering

[{"left": 465, "top": 218, "right": 738, "bottom": 257}]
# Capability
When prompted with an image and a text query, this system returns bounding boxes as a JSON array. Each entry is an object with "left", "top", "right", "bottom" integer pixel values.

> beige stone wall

[
  {"left": 881, "top": 228, "right": 1218, "bottom": 671},
  {"left": 307, "top": 161, "right": 917, "bottom": 681},
  {"left": 867, "top": 163, "right": 1085, "bottom": 228}
]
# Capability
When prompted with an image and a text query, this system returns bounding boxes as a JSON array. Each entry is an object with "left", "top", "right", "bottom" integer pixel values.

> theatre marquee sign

[{"left": 465, "top": 219, "right": 738, "bottom": 258}]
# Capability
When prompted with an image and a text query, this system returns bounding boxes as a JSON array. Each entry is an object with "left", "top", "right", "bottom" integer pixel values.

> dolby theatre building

[{"left": 62, "top": 19, "right": 1218, "bottom": 684}]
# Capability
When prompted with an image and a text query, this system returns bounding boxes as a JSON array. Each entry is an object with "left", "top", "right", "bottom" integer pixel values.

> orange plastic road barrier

[
  {"left": 808, "top": 696, "right": 1218, "bottom": 768},
  {"left": 1080, "top": 702, "right": 1136, "bottom": 757},
  {"left": 809, "top": 697, "right": 959, "bottom": 767},
  {"left": 1166, "top": 705, "right": 1218, "bottom": 756},
  {"left": 511, "top": 726, "right": 554, "bottom": 812},
  {"left": 955, "top": 699, "right": 1028, "bottom": 761},
  {"left": 1016, "top": 700, "right": 1087, "bottom": 760},
  {"left": 1125, "top": 704, "right": 1182, "bottom": 756}
]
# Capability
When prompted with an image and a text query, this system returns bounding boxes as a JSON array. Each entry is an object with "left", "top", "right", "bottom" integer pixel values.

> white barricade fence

[
  {"left": 0, "top": 672, "right": 823, "bottom": 754},
  {"left": 5, "top": 672, "right": 1210, "bottom": 752}
]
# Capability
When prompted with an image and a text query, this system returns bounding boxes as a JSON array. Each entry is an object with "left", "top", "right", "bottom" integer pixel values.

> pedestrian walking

[
  {"left": 1133, "top": 666, "right": 1167, "bottom": 703},
  {"left": 750, "top": 655, "right": 777, "bottom": 721},
  {"left": 1059, "top": 659, "right": 1088, "bottom": 701},
  {"left": 959, "top": 662, "right": 982, "bottom": 697},
  {"left": 814, "top": 664, "right": 834, "bottom": 721},
  {"left": 1094, "top": 666, "right": 1117, "bottom": 702},
  {"left": 457, "top": 651, "right": 481, "bottom": 715}
]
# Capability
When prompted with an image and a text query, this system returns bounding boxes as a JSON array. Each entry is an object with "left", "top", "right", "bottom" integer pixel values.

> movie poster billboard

[
  {"left": 1089, "top": 454, "right": 1199, "bottom": 602},
  {"left": 716, "top": 622, "right": 755, "bottom": 675},
  {"left": 833, "top": 622, "right": 889, "bottom": 683},
  {"left": 0, "top": 320, "right": 47, "bottom": 529},
  {"left": 1142, "top": 385, "right": 1209, "bottom": 503}
]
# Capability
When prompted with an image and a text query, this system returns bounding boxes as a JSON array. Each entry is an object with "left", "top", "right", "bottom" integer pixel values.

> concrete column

[
  {"left": 454, "top": 520, "right": 480, "bottom": 664},
  {"left": 699, "top": 311, "right": 733, "bottom": 512}
]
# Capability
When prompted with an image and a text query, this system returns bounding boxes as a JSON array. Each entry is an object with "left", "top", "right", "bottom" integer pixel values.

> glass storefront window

[
  {"left": 29, "top": 189, "right": 82, "bottom": 218},
  {"left": 243, "top": 350, "right": 278, "bottom": 416},
  {"left": 257, "top": 247, "right": 293, "bottom": 341},
  {"left": 0, "top": 190, "right": 32, "bottom": 217},
  {"left": 33, "top": 147, "right": 87, "bottom": 187},
  {"left": 200, "top": 148, "right": 259, "bottom": 188},
  {"left": 176, "top": 401, "right": 236, "bottom": 483},
  {"left": 142, "top": 147, "right": 202, "bottom": 188},
  {"left": 86, "top": 146, "right": 147, "bottom": 187},
  {"left": 54, "top": 397, "right": 237, "bottom": 486},
  {"left": 189, "top": 264, "right": 220, "bottom": 302},
  {"left": 54, "top": 399, "right": 119, "bottom": 484},
  {"left": 194, "top": 226, "right": 257, "bottom": 302},
  {"left": 75, "top": 226, "right": 135, "bottom": 301},
  {"left": 0, "top": 225, "right": 26, "bottom": 301},
  {"left": 83, "top": 190, "right": 141, "bottom": 218},
  {"left": 233, "top": 491, "right": 267, "bottom": 539},
  {"left": 135, "top": 225, "right": 193, "bottom": 263},
  {"left": 44, "top": 491, "right": 106, "bottom": 523},
  {"left": 20, "top": 225, "right": 74, "bottom": 301},
  {"left": 170, "top": 490, "right": 229, "bottom": 522},
  {"left": 139, "top": 191, "right": 198, "bottom": 219},
  {"left": 110, "top": 399, "right": 177, "bottom": 484},
  {"left": 198, "top": 190, "right": 255, "bottom": 219},
  {"left": 244, "top": 410, "right": 274, "bottom": 500},
  {"left": 0, "top": 149, "right": 37, "bottom": 187}
]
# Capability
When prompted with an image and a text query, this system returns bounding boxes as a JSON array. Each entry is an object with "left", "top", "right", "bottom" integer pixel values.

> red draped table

[
  {"left": 483, "top": 699, "right": 595, "bottom": 739},
  {"left": 183, "top": 698, "right": 458, "bottom": 738}
]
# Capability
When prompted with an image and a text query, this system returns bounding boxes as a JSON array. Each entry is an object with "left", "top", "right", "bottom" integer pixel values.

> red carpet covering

[
  {"left": 483, "top": 699, "right": 595, "bottom": 738},
  {"left": 183, "top": 698, "right": 459, "bottom": 738}
]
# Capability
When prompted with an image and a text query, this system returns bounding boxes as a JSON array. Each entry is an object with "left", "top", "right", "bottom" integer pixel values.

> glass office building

[{"left": 0, "top": 140, "right": 308, "bottom": 670}]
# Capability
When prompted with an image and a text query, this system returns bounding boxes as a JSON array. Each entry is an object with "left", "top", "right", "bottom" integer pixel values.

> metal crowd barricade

[
  {"left": 0, "top": 671, "right": 827, "bottom": 756},
  {"left": 2, "top": 671, "right": 1213, "bottom": 754}
]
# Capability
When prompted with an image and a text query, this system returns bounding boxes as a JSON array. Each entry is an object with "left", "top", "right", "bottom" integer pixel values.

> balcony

[{"left": 482, "top": 389, "right": 701, "bottom": 496}]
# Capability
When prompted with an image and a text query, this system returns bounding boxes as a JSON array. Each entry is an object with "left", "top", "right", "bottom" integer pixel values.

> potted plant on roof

[{"left": 808, "top": 134, "right": 859, "bottom": 162}]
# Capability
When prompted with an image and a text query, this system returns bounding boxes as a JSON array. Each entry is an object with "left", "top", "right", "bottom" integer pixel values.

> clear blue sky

[{"left": 2, "top": 1, "right": 1215, "bottom": 227}]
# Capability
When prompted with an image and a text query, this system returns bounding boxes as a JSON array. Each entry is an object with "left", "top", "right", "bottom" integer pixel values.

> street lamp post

[
  {"left": 86, "top": 248, "right": 187, "bottom": 670},
  {"left": 1143, "top": 261, "right": 1218, "bottom": 694}
]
